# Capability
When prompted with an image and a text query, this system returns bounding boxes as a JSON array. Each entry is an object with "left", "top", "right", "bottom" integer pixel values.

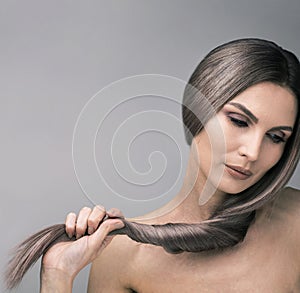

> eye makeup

[
  {"left": 228, "top": 102, "right": 258, "bottom": 124},
  {"left": 222, "top": 106, "right": 291, "bottom": 144},
  {"left": 223, "top": 103, "right": 293, "bottom": 134}
]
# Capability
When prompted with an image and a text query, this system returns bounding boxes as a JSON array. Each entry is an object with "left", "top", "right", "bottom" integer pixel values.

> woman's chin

[{"left": 216, "top": 181, "right": 251, "bottom": 195}]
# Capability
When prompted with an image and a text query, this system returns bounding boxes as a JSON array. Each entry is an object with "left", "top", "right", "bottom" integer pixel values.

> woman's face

[{"left": 194, "top": 82, "right": 298, "bottom": 194}]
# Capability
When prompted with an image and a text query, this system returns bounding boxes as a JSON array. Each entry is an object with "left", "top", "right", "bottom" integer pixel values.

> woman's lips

[{"left": 224, "top": 164, "right": 253, "bottom": 180}]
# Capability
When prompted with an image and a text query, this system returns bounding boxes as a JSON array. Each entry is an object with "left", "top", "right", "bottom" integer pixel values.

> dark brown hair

[{"left": 5, "top": 38, "right": 300, "bottom": 290}]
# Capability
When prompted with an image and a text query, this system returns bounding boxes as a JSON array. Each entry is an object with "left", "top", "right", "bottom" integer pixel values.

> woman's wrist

[{"left": 40, "top": 267, "right": 73, "bottom": 293}]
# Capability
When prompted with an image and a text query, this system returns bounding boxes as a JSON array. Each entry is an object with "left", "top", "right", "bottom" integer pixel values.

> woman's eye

[
  {"left": 229, "top": 116, "right": 248, "bottom": 128},
  {"left": 267, "top": 133, "right": 285, "bottom": 144}
]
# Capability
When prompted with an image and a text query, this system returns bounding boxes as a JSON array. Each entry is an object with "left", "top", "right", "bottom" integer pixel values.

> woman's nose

[{"left": 238, "top": 135, "right": 263, "bottom": 162}]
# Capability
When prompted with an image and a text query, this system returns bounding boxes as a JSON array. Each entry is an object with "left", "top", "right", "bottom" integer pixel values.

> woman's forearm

[{"left": 40, "top": 268, "right": 73, "bottom": 293}]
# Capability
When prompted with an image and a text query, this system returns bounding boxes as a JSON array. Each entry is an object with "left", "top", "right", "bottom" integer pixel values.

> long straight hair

[{"left": 5, "top": 38, "right": 300, "bottom": 290}]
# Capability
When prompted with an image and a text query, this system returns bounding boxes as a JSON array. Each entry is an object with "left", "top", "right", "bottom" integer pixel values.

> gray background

[{"left": 1, "top": 1, "right": 300, "bottom": 292}]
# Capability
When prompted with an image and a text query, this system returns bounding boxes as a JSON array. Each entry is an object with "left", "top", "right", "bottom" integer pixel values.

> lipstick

[{"left": 224, "top": 164, "right": 252, "bottom": 180}]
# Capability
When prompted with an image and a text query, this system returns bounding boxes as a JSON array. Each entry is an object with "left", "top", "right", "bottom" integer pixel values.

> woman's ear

[
  {"left": 189, "top": 135, "right": 202, "bottom": 165},
  {"left": 191, "top": 133, "right": 202, "bottom": 146}
]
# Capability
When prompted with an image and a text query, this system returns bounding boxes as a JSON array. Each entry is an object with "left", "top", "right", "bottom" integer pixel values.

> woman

[{"left": 6, "top": 38, "right": 300, "bottom": 292}]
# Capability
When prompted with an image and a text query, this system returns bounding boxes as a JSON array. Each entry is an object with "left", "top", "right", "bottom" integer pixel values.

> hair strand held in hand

[{"left": 4, "top": 37, "right": 300, "bottom": 290}]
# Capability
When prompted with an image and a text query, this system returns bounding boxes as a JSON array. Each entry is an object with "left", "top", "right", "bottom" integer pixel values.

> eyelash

[{"left": 228, "top": 116, "right": 286, "bottom": 144}]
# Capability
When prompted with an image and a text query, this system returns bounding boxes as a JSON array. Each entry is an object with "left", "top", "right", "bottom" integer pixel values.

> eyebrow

[
  {"left": 228, "top": 102, "right": 258, "bottom": 123},
  {"left": 228, "top": 102, "right": 293, "bottom": 132},
  {"left": 269, "top": 126, "right": 293, "bottom": 132}
]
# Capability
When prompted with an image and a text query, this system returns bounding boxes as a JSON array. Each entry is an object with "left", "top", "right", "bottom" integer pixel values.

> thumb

[{"left": 89, "top": 218, "right": 125, "bottom": 247}]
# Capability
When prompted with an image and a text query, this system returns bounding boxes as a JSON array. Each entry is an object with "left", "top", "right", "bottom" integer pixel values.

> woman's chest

[{"left": 130, "top": 238, "right": 299, "bottom": 293}]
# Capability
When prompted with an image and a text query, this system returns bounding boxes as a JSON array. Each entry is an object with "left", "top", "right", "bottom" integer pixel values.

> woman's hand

[{"left": 41, "top": 206, "right": 125, "bottom": 281}]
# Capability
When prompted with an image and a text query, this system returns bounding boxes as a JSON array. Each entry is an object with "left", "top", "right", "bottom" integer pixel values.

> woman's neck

[
  {"left": 164, "top": 156, "right": 227, "bottom": 223},
  {"left": 134, "top": 148, "right": 227, "bottom": 224}
]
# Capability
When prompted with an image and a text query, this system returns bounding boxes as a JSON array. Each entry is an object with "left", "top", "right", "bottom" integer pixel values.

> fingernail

[
  {"left": 88, "top": 227, "right": 94, "bottom": 234},
  {"left": 67, "top": 233, "right": 73, "bottom": 239},
  {"left": 96, "top": 205, "right": 105, "bottom": 212},
  {"left": 115, "top": 221, "right": 125, "bottom": 229},
  {"left": 76, "top": 233, "right": 82, "bottom": 239},
  {"left": 107, "top": 210, "right": 115, "bottom": 217}
]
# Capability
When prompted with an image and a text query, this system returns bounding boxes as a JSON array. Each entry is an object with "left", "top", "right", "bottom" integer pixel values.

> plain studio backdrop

[{"left": 1, "top": 1, "right": 300, "bottom": 292}]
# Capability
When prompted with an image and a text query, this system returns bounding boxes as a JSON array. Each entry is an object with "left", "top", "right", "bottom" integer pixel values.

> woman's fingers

[
  {"left": 87, "top": 205, "right": 106, "bottom": 235},
  {"left": 75, "top": 207, "right": 93, "bottom": 239},
  {"left": 89, "top": 218, "right": 125, "bottom": 251},
  {"left": 106, "top": 207, "right": 124, "bottom": 219},
  {"left": 65, "top": 212, "right": 77, "bottom": 239},
  {"left": 64, "top": 205, "right": 124, "bottom": 240},
  {"left": 46, "top": 205, "right": 126, "bottom": 278}
]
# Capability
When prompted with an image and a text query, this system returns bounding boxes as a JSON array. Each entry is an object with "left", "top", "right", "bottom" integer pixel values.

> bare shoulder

[
  {"left": 270, "top": 186, "right": 300, "bottom": 259},
  {"left": 265, "top": 186, "right": 300, "bottom": 229},
  {"left": 273, "top": 186, "right": 300, "bottom": 217},
  {"left": 281, "top": 186, "right": 300, "bottom": 199},
  {"left": 88, "top": 234, "right": 140, "bottom": 293}
]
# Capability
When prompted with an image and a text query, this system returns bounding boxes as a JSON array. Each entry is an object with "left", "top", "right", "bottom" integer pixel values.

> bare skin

[
  {"left": 88, "top": 187, "right": 300, "bottom": 293},
  {"left": 41, "top": 82, "right": 299, "bottom": 292}
]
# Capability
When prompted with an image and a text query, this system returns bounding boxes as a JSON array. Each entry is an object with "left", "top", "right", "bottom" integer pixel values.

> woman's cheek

[{"left": 262, "top": 145, "right": 284, "bottom": 170}]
